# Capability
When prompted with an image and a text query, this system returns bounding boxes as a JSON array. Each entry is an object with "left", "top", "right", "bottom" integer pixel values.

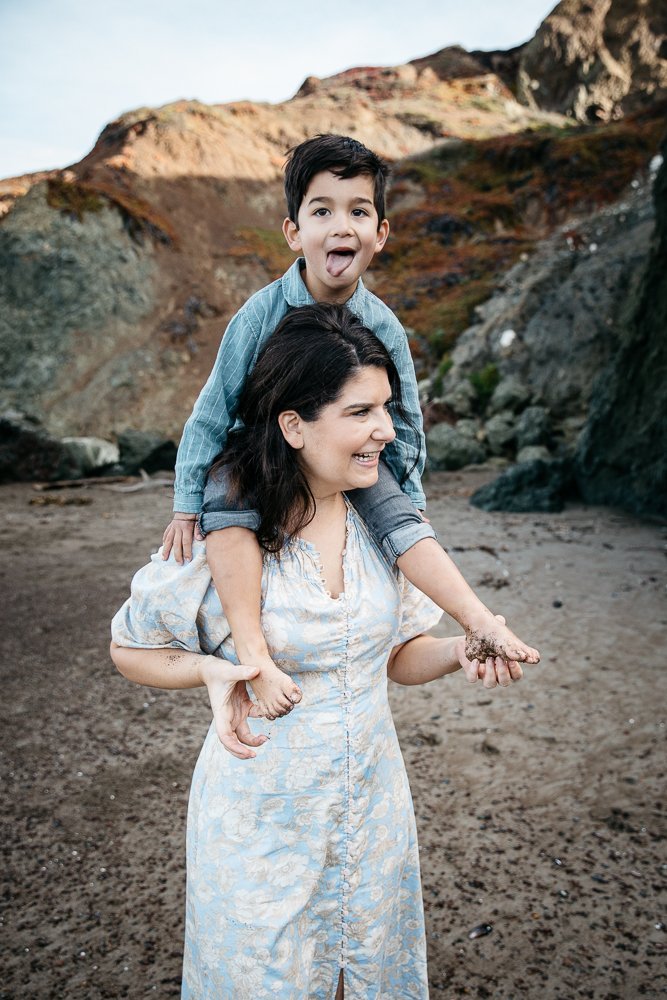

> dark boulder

[
  {"left": 116, "top": 429, "right": 177, "bottom": 474},
  {"left": 483, "top": 411, "right": 516, "bottom": 456},
  {"left": 0, "top": 413, "right": 75, "bottom": 482},
  {"left": 516, "top": 405, "right": 551, "bottom": 449},
  {"left": 471, "top": 458, "right": 573, "bottom": 513},
  {"left": 426, "top": 422, "right": 487, "bottom": 471}
]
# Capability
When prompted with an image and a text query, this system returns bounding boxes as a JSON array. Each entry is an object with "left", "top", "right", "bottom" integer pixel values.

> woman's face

[{"left": 284, "top": 366, "right": 397, "bottom": 498}]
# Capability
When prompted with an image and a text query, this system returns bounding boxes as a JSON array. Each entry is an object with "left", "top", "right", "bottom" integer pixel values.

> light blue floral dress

[{"left": 112, "top": 507, "right": 441, "bottom": 999}]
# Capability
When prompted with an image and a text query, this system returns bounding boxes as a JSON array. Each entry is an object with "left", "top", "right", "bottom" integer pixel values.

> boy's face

[{"left": 282, "top": 170, "right": 389, "bottom": 304}]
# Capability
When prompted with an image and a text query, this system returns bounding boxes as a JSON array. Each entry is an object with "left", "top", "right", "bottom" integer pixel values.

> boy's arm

[
  {"left": 164, "top": 306, "right": 264, "bottom": 562},
  {"left": 173, "top": 307, "right": 263, "bottom": 514},
  {"left": 366, "top": 306, "right": 426, "bottom": 508}
]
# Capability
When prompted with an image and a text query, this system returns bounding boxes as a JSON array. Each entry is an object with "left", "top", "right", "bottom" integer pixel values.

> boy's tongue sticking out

[{"left": 326, "top": 249, "right": 355, "bottom": 277}]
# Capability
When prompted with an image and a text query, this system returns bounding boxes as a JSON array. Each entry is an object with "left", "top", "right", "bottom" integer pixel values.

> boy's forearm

[
  {"left": 388, "top": 635, "right": 461, "bottom": 685},
  {"left": 173, "top": 420, "right": 221, "bottom": 513},
  {"left": 206, "top": 528, "right": 268, "bottom": 661},
  {"left": 396, "top": 538, "right": 493, "bottom": 630}
]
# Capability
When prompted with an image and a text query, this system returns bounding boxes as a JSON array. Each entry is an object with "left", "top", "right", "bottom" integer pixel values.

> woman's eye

[{"left": 352, "top": 408, "right": 369, "bottom": 417}]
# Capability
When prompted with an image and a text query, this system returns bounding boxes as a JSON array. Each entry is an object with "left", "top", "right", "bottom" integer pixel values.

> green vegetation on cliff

[{"left": 369, "top": 109, "right": 665, "bottom": 372}]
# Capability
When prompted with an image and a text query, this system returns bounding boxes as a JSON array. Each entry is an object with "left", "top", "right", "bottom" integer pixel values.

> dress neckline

[{"left": 288, "top": 503, "right": 353, "bottom": 601}]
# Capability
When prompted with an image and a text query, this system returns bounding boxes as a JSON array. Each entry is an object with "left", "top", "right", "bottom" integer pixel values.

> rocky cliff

[
  {"left": 574, "top": 136, "right": 667, "bottom": 516},
  {"left": 460, "top": 0, "right": 667, "bottom": 122},
  {"left": 1, "top": 0, "right": 666, "bottom": 510},
  {"left": 461, "top": 143, "right": 666, "bottom": 519},
  {"left": 0, "top": 52, "right": 564, "bottom": 441},
  {"left": 517, "top": 0, "right": 667, "bottom": 121}
]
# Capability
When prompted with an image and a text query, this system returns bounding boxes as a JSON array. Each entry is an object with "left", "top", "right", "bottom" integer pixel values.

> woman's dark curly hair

[{"left": 209, "top": 303, "right": 418, "bottom": 552}]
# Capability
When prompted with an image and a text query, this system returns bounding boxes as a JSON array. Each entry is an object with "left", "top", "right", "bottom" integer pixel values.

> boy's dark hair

[
  {"left": 210, "top": 303, "right": 417, "bottom": 553},
  {"left": 284, "top": 134, "right": 390, "bottom": 227}
]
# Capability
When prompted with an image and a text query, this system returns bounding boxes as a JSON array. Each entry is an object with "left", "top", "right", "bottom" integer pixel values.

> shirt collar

[{"left": 282, "top": 257, "right": 366, "bottom": 310}]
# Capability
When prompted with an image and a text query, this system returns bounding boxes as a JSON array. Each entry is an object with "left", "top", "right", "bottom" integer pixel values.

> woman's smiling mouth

[{"left": 353, "top": 450, "right": 382, "bottom": 465}]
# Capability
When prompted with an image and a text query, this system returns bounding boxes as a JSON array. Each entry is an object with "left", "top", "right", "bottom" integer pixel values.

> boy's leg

[
  {"left": 347, "top": 463, "right": 540, "bottom": 665},
  {"left": 346, "top": 460, "right": 437, "bottom": 564},
  {"left": 201, "top": 475, "right": 301, "bottom": 720}
]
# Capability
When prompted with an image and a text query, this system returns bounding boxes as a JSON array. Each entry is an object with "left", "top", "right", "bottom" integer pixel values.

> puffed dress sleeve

[{"left": 111, "top": 541, "right": 231, "bottom": 655}]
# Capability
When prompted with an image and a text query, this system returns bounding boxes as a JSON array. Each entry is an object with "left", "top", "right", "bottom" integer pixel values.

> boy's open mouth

[{"left": 326, "top": 249, "right": 356, "bottom": 278}]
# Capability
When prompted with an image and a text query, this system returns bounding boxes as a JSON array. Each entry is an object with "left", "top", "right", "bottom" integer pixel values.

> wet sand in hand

[{"left": 1, "top": 468, "right": 665, "bottom": 998}]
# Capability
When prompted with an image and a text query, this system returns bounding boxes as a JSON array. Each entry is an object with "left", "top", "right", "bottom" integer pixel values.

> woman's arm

[
  {"left": 110, "top": 643, "right": 267, "bottom": 759},
  {"left": 111, "top": 642, "right": 212, "bottom": 689},
  {"left": 387, "top": 634, "right": 523, "bottom": 688}
]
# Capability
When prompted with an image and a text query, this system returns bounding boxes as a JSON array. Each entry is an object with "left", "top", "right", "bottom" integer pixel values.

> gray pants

[{"left": 199, "top": 461, "right": 435, "bottom": 566}]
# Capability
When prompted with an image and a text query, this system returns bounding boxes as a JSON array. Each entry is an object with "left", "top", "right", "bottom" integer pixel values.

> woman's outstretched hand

[{"left": 199, "top": 657, "right": 268, "bottom": 760}]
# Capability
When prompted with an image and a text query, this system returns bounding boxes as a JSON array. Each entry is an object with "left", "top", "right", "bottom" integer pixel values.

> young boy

[{"left": 163, "top": 134, "right": 539, "bottom": 719}]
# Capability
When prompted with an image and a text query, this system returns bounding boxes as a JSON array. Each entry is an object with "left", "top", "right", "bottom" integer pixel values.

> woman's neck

[
  {"left": 298, "top": 490, "right": 348, "bottom": 598},
  {"left": 303, "top": 490, "right": 346, "bottom": 534}
]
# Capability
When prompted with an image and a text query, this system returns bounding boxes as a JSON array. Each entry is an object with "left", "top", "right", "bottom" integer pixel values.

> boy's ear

[
  {"left": 374, "top": 219, "right": 390, "bottom": 255},
  {"left": 282, "top": 217, "right": 302, "bottom": 252},
  {"left": 278, "top": 410, "right": 304, "bottom": 448}
]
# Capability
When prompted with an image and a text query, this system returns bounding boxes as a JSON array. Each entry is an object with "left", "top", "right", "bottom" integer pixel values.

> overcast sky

[{"left": 0, "top": 0, "right": 556, "bottom": 178}]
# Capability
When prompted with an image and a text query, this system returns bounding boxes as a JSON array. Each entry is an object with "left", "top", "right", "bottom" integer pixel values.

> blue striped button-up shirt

[{"left": 173, "top": 258, "right": 426, "bottom": 512}]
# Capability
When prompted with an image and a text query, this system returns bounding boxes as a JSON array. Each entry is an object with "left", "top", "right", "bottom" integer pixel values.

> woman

[{"left": 111, "top": 304, "right": 523, "bottom": 999}]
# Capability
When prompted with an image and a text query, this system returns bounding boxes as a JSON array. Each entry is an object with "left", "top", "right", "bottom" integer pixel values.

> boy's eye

[
  {"left": 313, "top": 208, "right": 330, "bottom": 217},
  {"left": 352, "top": 208, "right": 369, "bottom": 217}
]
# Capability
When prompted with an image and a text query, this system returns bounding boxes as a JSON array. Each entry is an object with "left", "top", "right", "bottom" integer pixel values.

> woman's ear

[{"left": 278, "top": 410, "right": 304, "bottom": 449}]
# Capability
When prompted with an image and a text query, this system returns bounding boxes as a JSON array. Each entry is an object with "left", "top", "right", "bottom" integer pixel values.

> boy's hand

[{"left": 163, "top": 514, "right": 204, "bottom": 563}]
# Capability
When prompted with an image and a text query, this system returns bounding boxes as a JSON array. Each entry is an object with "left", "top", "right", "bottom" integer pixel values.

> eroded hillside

[{"left": 0, "top": 0, "right": 665, "bottom": 449}]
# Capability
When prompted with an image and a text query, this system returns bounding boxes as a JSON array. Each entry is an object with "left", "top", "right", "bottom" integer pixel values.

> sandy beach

[{"left": 1, "top": 468, "right": 665, "bottom": 999}]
